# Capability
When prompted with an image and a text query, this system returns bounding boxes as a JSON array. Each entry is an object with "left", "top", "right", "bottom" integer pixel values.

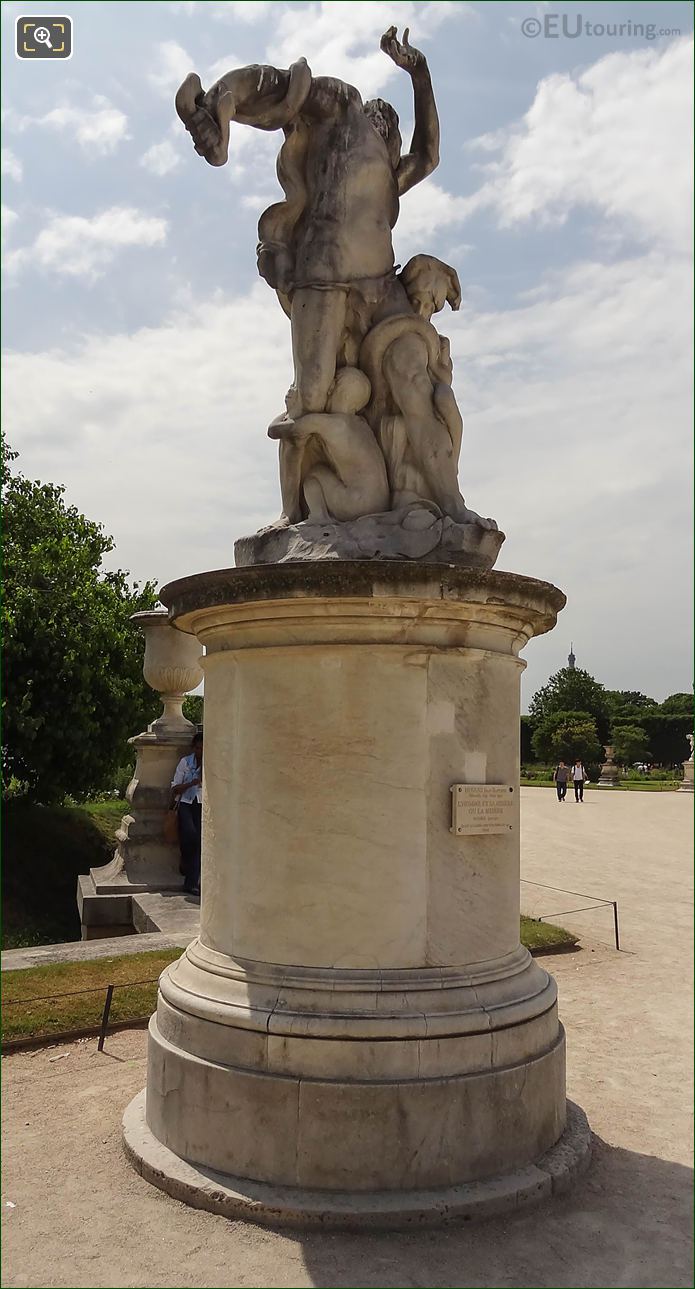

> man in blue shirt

[{"left": 171, "top": 731, "right": 203, "bottom": 896}]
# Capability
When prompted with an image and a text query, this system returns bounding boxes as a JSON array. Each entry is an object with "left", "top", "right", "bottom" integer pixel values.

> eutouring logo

[{"left": 521, "top": 14, "right": 680, "bottom": 40}]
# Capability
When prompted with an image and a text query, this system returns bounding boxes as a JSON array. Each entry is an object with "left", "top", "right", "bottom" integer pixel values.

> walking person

[
  {"left": 572, "top": 758, "right": 587, "bottom": 802},
  {"left": 171, "top": 731, "right": 203, "bottom": 896},
  {"left": 553, "top": 760, "right": 570, "bottom": 802}
]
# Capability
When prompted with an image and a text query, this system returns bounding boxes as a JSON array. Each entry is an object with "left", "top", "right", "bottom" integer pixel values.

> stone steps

[{"left": 131, "top": 892, "right": 201, "bottom": 937}]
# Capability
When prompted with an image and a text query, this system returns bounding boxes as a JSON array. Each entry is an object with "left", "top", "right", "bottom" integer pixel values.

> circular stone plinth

[{"left": 123, "top": 1092, "right": 591, "bottom": 1231}]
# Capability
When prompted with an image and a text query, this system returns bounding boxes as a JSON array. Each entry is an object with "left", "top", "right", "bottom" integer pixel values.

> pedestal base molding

[{"left": 124, "top": 1092, "right": 591, "bottom": 1230}]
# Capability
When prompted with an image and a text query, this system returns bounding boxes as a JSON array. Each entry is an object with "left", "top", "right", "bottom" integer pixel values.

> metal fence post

[
  {"left": 98, "top": 984, "right": 115, "bottom": 1052},
  {"left": 612, "top": 902, "right": 621, "bottom": 952}
]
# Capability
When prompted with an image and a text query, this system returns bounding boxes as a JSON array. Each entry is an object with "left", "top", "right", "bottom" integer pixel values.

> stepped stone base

[{"left": 123, "top": 1091, "right": 591, "bottom": 1230}]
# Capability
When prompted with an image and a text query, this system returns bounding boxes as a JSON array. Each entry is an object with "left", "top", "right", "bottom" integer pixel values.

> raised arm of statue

[
  {"left": 175, "top": 60, "right": 312, "bottom": 167},
  {"left": 380, "top": 27, "right": 440, "bottom": 195}
]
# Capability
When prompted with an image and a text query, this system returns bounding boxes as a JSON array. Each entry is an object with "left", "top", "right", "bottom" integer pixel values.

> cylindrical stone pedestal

[{"left": 124, "top": 564, "right": 590, "bottom": 1226}]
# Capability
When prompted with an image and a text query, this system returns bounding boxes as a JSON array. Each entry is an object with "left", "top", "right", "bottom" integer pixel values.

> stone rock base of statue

[
  {"left": 678, "top": 759, "right": 694, "bottom": 793},
  {"left": 123, "top": 1091, "right": 590, "bottom": 1228},
  {"left": 234, "top": 508, "right": 505, "bottom": 570},
  {"left": 124, "top": 563, "right": 591, "bottom": 1226}
]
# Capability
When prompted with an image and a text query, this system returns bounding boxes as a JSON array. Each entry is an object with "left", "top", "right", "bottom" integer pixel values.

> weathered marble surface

[
  {"left": 235, "top": 507, "right": 505, "bottom": 568},
  {"left": 175, "top": 30, "right": 502, "bottom": 567},
  {"left": 124, "top": 565, "right": 574, "bottom": 1209}
]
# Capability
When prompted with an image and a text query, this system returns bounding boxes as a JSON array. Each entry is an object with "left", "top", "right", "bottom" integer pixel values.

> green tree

[
  {"left": 531, "top": 710, "right": 603, "bottom": 767},
  {"left": 605, "top": 690, "right": 658, "bottom": 718},
  {"left": 182, "top": 694, "right": 204, "bottom": 727},
  {"left": 660, "top": 693, "right": 693, "bottom": 715},
  {"left": 529, "top": 667, "right": 611, "bottom": 742},
  {"left": 611, "top": 725, "right": 651, "bottom": 767},
  {"left": 520, "top": 715, "right": 534, "bottom": 764},
  {"left": 2, "top": 442, "right": 159, "bottom": 802},
  {"left": 637, "top": 712, "right": 692, "bottom": 764}
]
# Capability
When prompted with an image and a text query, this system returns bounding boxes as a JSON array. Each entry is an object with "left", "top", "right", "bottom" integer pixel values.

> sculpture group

[
  {"left": 176, "top": 28, "right": 503, "bottom": 565},
  {"left": 122, "top": 29, "right": 587, "bottom": 1227}
]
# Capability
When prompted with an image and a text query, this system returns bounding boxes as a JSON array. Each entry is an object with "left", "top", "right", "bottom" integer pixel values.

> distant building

[{"left": 567, "top": 642, "right": 576, "bottom": 670}]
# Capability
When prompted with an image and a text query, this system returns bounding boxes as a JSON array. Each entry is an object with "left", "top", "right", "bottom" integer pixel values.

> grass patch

[
  {"left": 3, "top": 921, "right": 577, "bottom": 1043},
  {"left": 2, "top": 948, "right": 181, "bottom": 1041},
  {"left": 601, "top": 781, "right": 679, "bottom": 791},
  {"left": 2, "top": 798, "right": 125, "bottom": 950},
  {"left": 520, "top": 778, "right": 678, "bottom": 791},
  {"left": 520, "top": 916, "right": 578, "bottom": 953}
]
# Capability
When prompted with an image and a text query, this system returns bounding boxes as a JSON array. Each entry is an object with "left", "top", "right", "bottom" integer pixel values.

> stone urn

[
  {"left": 133, "top": 609, "right": 204, "bottom": 731},
  {"left": 77, "top": 611, "right": 205, "bottom": 935},
  {"left": 597, "top": 745, "right": 620, "bottom": 788}
]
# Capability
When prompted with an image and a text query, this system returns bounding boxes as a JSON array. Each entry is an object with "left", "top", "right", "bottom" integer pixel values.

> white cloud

[
  {"left": 211, "top": 2, "right": 272, "bottom": 23},
  {"left": 149, "top": 40, "right": 196, "bottom": 96},
  {"left": 1, "top": 149, "right": 22, "bottom": 181},
  {"left": 2, "top": 285, "right": 290, "bottom": 582},
  {"left": 205, "top": 52, "right": 245, "bottom": 85},
  {"left": 267, "top": 1, "right": 468, "bottom": 99},
  {"left": 444, "top": 247, "right": 693, "bottom": 700},
  {"left": 148, "top": 40, "right": 244, "bottom": 103},
  {"left": 394, "top": 180, "right": 471, "bottom": 256},
  {"left": 30, "top": 97, "right": 129, "bottom": 156},
  {"left": 465, "top": 37, "right": 694, "bottom": 252},
  {"left": 1, "top": 205, "right": 20, "bottom": 273},
  {"left": 1, "top": 205, "right": 18, "bottom": 233},
  {"left": 7, "top": 207, "right": 168, "bottom": 280},
  {"left": 140, "top": 139, "right": 182, "bottom": 176}
]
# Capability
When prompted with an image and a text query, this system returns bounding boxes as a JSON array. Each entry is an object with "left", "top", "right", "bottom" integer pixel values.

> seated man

[{"left": 268, "top": 368, "right": 389, "bottom": 524}]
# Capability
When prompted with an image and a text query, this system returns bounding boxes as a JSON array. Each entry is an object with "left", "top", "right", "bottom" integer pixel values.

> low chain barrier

[
  {"left": 521, "top": 878, "right": 621, "bottom": 950},
  {"left": 2, "top": 975, "right": 161, "bottom": 1052},
  {"left": 4, "top": 884, "right": 623, "bottom": 1053}
]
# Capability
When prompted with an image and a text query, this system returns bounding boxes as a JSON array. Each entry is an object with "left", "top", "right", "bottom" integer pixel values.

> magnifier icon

[{"left": 34, "top": 26, "right": 53, "bottom": 48}]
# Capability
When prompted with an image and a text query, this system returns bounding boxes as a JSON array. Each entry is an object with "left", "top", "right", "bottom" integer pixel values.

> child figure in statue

[{"left": 268, "top": 367, "right": 389, "bottom": 524}]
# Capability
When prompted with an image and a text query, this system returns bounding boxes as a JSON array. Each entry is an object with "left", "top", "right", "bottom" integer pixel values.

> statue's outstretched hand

[
  {"left": 380, "top": 27, "right": 425, "bottom": 73},
  {"left": 188, "top": 105, "right": 222, "bottom": 157},
  {"left": 176, "top": 72, "right": 231, "bottom": 165}
]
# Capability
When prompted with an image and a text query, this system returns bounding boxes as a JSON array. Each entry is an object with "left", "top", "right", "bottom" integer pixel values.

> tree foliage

[
  {"left": 182, "top": 694, "right": 204, "bottom": 728},
  {"left": 610, "top": 724, "right": 651, "bottom": 766},
  {"left": 520, "top": 715, "right": 534, "bottom": 764},
  {"left": 531, "top": 710, "right": 603, "bottom": 767},
  {"left": 528, "top": 667, "right": 611, "bottom": 742},
  {"left": 605, "top": 690, "right": 658, "bottom": 717},
  {"left": 660, "top": 693, "right": 693, "bottom": 715},
  {"left": 525, "top": 670, "right": 692, "bottom": 767},
  {"left": 636, "top": 712, "right": 692, "bottom": 765},
  {"left": 2, "top": 442, "right": 159, "bottom": 803}
]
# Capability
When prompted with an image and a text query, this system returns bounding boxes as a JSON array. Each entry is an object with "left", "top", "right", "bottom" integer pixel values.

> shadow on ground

[{"left": 293, "top": 1137, "right": 692, "bottom": 1289}]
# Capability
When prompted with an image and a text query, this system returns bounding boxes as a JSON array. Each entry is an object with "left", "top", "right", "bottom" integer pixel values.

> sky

[{"left": 2, "top": 0, "right": 693, "bottom": 707}]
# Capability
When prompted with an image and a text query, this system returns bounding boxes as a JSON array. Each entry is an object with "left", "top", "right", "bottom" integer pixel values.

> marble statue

[{"left": 176, "top": 28, "right": 504, "bottom": 567}]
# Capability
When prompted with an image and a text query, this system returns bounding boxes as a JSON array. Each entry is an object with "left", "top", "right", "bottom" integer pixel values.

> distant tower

[{"left": 568, "top": 642, "right": 576, "bottom": 670}]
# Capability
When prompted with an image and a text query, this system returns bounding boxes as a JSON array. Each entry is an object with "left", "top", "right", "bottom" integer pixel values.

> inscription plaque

[{"left": 450, "top": 784, "right": 515, "bottom": 835}]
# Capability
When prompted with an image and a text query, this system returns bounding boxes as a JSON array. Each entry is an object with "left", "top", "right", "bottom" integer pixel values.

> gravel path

[{"left": 2, "top": 790, "right": 692, "bottom": 1288}]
